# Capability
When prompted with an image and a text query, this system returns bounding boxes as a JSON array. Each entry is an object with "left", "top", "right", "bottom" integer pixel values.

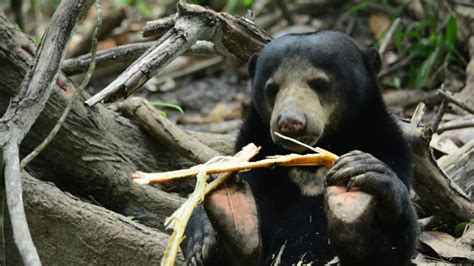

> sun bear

[{"left": 181, "top": 30, "right": 417, "bottom": 266}]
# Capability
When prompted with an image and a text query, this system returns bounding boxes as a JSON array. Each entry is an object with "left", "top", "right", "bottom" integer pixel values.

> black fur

[{"left": 183, "top": 31, "right": 417, "bottom": 265}]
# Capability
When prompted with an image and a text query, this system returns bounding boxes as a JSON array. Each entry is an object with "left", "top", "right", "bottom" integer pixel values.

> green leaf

[
  {"left": 150, "top": 101, "right": 184, "bottom": 114},
  {"left": 159, "top": 110, "right": 167, "bottom": 118},
  {"left": 413, "top": 45, "right": 441, "bottom": 89},
  {"left": 347, "top": 2, "right": 370, "bottom": 15},
  {"left": 454, "top": 219, "right": 474, "bottom": 237},
  {"left": 243, "top": 0, "right": 253, "bottom": 8},
  {"left": 409, "top": 43, "right": 435, "bottom": 57},
  {"left": 115, "top": 0, "right": 131, "bottom": 6},
  {"left": 444, "top": 15, "right": 457, "bottom": 51},
  {"left": 393, "top": 77, "right": 401, "bottom": 89},
  {"left": 137, "top": 3, "right": 153, "bottom": 17}
]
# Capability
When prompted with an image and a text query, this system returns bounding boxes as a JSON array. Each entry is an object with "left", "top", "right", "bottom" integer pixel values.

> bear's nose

[{"left": 277, "top": 112, "right": 306, "bottom": 135}]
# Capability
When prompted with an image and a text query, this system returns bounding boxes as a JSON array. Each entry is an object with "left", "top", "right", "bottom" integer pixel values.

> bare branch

[
  {"left": 399, "top": 120, "right": 474, "bottom": 226},
  {"left": 3, "top": 143, "right": 39, "bottom": 265},
  {"left": 378, "top": 54, "right": 415, "bottom": 79},
  {"left": 431, "top": 100, "right": 448, "bottom": 132},
  {"left": 411, "top": 102, "right": 427, "bottom": 126},
  {"left": 437, "top": 115, "right": 474, "bottom": 133},
  {"left": 438, "top": 89, "right": 474, "bottom": 114},
  {"left": 0, "top": 1, "right": 95, "bottom": 264},
  {"left": 85, "top": 5, "right": 217, "bottom": 106},
  {"left": 0, "top": 15, "right": 191, "bottom": 231},
  {"left": 112, "top": 97, "right": 220, "bottom": 164},
  {"left": 85, "top": 2, "right": 271, "bottom": 106},
  {"left": 141, "top": 15, "right": 176, "bottom": 38},
  {"left": 62, "top": 40, "right": 217, "bottom": 76},
  {"left": 383, "top": 89, "right": 440, "bottom": 108},
  {"left": 22, "top": 0, "right": 103, "bottom": 169},
  {"left": 63, "top": 42, "right": 155, "bottom": 75},
  {"left": 378, "top": 18, "right": 401, "bottom": 55}
]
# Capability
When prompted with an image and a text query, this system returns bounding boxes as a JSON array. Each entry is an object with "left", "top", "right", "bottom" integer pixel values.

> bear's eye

[
  {"left": 265, "top": 83, "right": 279, "bottom": 98},
  {"left": 308, "top": 78, "right": 329, "bottom": 93}
]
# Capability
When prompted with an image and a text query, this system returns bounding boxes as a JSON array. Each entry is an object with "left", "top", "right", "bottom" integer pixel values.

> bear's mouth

[{"left": 273, "top": 135, "right": 319, "bottom": 153}]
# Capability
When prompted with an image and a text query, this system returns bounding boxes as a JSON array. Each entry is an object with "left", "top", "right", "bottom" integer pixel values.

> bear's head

[{"left": 248, "top": 31, "right": 382, "bottom": 152}]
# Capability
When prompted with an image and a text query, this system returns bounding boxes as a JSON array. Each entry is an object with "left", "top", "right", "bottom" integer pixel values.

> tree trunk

[
  {"left": 4, "top": 172, "right": 184, "bottom": 265},
  {"left": 0, "top": 14, "right": 232, "bottom": 230}
]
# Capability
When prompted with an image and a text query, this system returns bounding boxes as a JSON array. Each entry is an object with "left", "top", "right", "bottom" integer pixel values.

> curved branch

[{"left": 0, "top": 1, "right": 95, "bottom": 264}]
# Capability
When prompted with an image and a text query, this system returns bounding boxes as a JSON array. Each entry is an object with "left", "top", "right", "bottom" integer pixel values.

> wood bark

[
  {"left": 400, "top": 121, "right": 474, "bottom": 226},
  {"left": 86, "top": 2, "right": 272, "bottom": 106},
  {"left": 0, "top": 15, "right": 232, "bottom": 231},
  {"left": 1, "top": 1, "right": 95, "bottom": 264},
  {"left": 5, "top": 171, "right": 183, "bottom": 264},
  {"left": 0, "top": 4, "right": 472, "bottom": 265},
  {"left": 438, "top": 140, "right": 474, "bottom": 201}
]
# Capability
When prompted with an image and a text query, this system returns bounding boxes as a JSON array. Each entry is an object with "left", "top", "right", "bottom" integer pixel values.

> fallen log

[
  {"left": 0, "top": 14, "right": 185, "bottom": 230},
  {"left": 4, "top": 171, "right": 183, "bottom": 265}
]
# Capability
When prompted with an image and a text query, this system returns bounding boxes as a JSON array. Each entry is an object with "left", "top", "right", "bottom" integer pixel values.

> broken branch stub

[
  {"left": 141, "top": 15, "right": 176, "bottom": 38},
  {"left": 113, "top": 97, "right": 220, "bottom": 164},
  {"left": 85, "top": 2, "right": 272, "bottom": 106},
  {"left": 85, "top": 3, "right": 218, "bottom": 106}
]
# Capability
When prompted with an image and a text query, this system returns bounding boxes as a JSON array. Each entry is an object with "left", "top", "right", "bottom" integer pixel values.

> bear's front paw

[
  {"left": 326, "top": 150, "right": 397, "bottom": 197},
  {"left": 182, "top": 206, "right": 219, "bottom": 266}
]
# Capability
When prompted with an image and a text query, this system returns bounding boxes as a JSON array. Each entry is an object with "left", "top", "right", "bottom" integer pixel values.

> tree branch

[
  {"left": 0, "top": 14, "right": 234, "bottom": 231},
  {"left": 85, "top": 4, "right": 219, "bottom": 106},
  {"left": 437, "top": 115, "right": 474, "bottom": 133},
  {"left": 438, "top": 89, "right": 474, "bottom": 114},
  {"left": 0, "top": 1, "right": 94, "bottom": 264},
  {"left": 22, "top": 0, "right": 103, "bottom": 169},
  {"left": 3, "top": 143, "right": 38, "bottom": 265},
  {"left": 112, "top": 97, "right": 220, "bottom": 164},
  {"left": 62, "top": 40, "right": 217, "bottom": 76},
  {"left": 399, "top": 120, "right": 474, "bottom": 226},
  {"left": 85, "top": 2, "right": 271, "bottom": 106}
]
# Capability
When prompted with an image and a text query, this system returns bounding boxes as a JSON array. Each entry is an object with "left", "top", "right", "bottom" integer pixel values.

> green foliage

[
  {"left": 393, "top": 76, "right": 402, "bottom": 89},
  {"left": 115, "top": 0, "right": 153, "bottom": 16},
  {"left": 347, "top": 0, "right": 395, "bottom": 16},
  {"left": 225, "top": 0, "right": 253, "bottom": 11},
  {"left": 189, "top": 0, "right": 253, "bottom": 13},
  {"left": 127, "top": 216, "right": 138, "bottom": 221},
  {"left": 347, "top": 1, "right": 464, "bottom": 90},
  {"left": 455, "top": 219, "right": 474, "bottom": 237},
  {"left": 149, "top": 101, "right": 184, "bottom": 118},
  {"left": 398, "top": 14, "right": 459, "bottom": 89}
]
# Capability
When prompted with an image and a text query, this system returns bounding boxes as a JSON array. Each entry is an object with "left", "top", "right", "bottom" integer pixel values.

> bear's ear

[
  {"left": 247, "top": 54, "right": 259, "bottom": 78},
  {"left": 367, "top": 47, "right": 382, "bottom": 73}
]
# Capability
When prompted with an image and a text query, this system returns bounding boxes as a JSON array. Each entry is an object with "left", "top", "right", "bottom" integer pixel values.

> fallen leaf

[
  {"left": 419, "top": 231, "right": 474, "bottom": 261},
  {"left": 369, "top": 13, "right": 391, "bottom": 39}
]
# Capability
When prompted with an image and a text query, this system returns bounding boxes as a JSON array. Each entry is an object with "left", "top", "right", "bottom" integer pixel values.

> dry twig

[
  {"left": 133, "top": 152, "right": 337, "bottom": 185},
  {"left": 438, "top": 89, "right": 474, "bottom": 114},
  {"left": 437, "top": 115, "right": 474, "bottom": 133},
  {"left": 378, "top": 18, "right": 401, "bottom": 55},
  {"left": 62, "top": 40, "right": 216, "bottom": 76}
]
